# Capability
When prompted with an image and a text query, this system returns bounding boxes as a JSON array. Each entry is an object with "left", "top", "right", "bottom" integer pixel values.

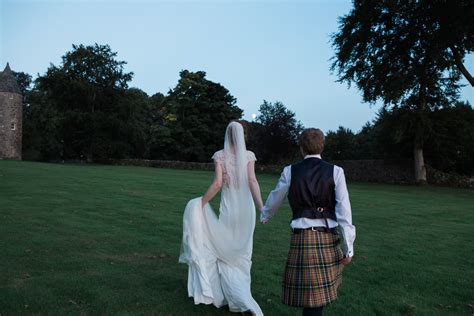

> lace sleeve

[
  {"left": 247, "top": 151, "right": 257, "bottom": 162},
  {"left": 212, "top": 150, "right": 224, "bottom": 164}
]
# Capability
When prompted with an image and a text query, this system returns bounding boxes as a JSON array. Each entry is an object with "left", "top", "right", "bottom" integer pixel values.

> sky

[{"left": 1, "top": 0, "right": 473, "bottom": 133}]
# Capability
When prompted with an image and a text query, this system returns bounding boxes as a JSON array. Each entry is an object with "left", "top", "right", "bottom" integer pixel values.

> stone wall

[
  {"left": 256, "top": 159, "right": 416, "bottom": 184},
  {"left": 331, "top": 159, "right": 415, "bottom": 184},
  {"left": 0, "top": 92, "right": 22, "bottom": 160},
  {"left": 93, "top": 158, "right": 472, "bottom": 188},
  {"left": 426, "top": 166, "right": 474, "bottom": 188},
  {"left": 94, "top": 158, "right": 216, "bottom": 171}
]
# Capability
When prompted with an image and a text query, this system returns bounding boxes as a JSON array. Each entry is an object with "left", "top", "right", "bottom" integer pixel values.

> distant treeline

[
  {"left": 14, "top": 44, "right": 474, "bottom": 175},
  {"left": 324, "top": 104, "right": 474, "bottom": 176}
]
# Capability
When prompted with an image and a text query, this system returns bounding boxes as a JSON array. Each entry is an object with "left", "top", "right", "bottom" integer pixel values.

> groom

[{"left": 260, "top": 128, "right": 355, "bottom": 316}]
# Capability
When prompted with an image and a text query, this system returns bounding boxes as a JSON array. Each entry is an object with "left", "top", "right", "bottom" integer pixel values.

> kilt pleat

[{"left": 282, "top": 229, "right": 344, "bottom": 307}]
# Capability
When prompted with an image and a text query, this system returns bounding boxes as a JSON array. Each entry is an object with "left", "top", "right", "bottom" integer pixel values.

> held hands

[
  {"left": 341, "top": 256, "right": 352, "bottom": 265},
  {"left": 259, "top": 207, "right": 269, "bottom": 224}
]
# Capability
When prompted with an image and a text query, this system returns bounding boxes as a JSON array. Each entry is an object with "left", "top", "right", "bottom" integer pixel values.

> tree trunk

[
  {"left": 413, "top": 145, "right": 427, "bottom": 184},
  {"left": 414, "top": 72, "right": 428, "bottom": 184}
]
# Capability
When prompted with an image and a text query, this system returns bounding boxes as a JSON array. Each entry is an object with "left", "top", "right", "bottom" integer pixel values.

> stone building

[{"left": 0, "top": 63, "right": 23, "bottom": 160}]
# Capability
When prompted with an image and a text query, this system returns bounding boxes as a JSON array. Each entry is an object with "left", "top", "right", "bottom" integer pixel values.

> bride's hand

[{"left": 259, "top": 207, "right": 269, "bottom": 224}]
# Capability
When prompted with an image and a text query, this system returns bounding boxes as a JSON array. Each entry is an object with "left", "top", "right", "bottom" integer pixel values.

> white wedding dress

[{"left": 179, "top": 122, "right": 263, "bottom": 315}]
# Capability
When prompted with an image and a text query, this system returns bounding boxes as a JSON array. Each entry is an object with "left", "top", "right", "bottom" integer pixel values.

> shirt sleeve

[
  {"left": 334, "top": 165, "right": 356, "bottom": 257},
  {"left": 260, "top": 165, "right": 291, "bottom": 222}
]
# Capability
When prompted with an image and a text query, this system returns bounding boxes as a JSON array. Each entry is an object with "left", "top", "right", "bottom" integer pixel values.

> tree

[
  {"left": 330, "top": 103, "right": 474, "bottom": 175},
  {"left": 424, "top": 101, "right": 474, "bottom": 175},
  {"left": 370, "top": 107, "right": 418, "bottom": 160},
  {"left": 113, "top": 87, "right": 150, "bottom": 158},
  {"left": 22, "top": 88, "right": 63, "bottom": 160},
  {"left": 324, "top": 127, "right": 358, "bottom": 161},
  {"left": 33, "top": 43, "right": 134, "bottom": 160},
  {"left": 354, "top": 122, "right": 379, "bottom": 160},
  {"left": 331, "top": 0, "right": 474, "bottom": 183},
  {"left": 12, "top": 71, "right": 32, "bottom": 96},
  {"left": 144, "top": 92, "right": 175, "bottom": 159},
  {"left": 11, "top": 71, "right": 37, "bottom": 158},
  {"left": 252, "top": 100, "right": 303, "bottom": 163},
  {"left": 164, "top": 70, "right": 243, "bottom": 162}
]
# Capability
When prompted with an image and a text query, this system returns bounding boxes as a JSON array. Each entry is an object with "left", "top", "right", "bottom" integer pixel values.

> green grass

[{"left": 0, "top": 160, "right": 473, "bottom": 315}]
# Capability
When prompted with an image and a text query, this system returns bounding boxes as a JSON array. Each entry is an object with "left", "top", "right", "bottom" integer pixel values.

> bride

[{"left": 179, "top": 121, "right": 264, "bottom": 315}]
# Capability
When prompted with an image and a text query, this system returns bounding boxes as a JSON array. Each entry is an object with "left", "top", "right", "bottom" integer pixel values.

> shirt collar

[{"left": 304, "top": 154, "right": 321, "bottom": 159}]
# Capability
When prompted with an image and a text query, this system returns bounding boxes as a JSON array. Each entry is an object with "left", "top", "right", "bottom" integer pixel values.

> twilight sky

[{"left": 1, "top": 0, "right": 472, "bottom": 133}]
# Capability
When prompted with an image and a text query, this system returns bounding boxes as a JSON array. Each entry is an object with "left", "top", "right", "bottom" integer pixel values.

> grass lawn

[{"left": 0, "top": 160, "right": 473, "bottom": 315}]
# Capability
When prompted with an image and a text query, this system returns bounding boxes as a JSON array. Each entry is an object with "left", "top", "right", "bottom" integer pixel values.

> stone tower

[{"left": 0, "top": 63, "right": 23, "bottom": 160}]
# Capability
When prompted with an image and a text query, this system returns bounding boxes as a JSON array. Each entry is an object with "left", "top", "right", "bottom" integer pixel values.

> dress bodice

[{"left": 212, "top": 150, "right": 256, "bottom": 187}]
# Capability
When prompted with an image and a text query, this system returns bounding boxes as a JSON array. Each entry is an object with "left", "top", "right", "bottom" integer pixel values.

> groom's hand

[
  {"left": 259, "top": 207, "right": 269, "bottom": 224},
  {"left": 341, "top": 256, "right": 352, "bottom": 265}
]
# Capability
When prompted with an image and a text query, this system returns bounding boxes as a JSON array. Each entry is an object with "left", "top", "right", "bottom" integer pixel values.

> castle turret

[{"left": 0, "top": 63, "right": 23, "bottom": 160}]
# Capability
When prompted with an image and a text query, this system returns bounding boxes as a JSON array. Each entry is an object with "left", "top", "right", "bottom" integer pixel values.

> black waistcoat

[{"left": 288, "top": 158, "right": 337, "bottom": 221}]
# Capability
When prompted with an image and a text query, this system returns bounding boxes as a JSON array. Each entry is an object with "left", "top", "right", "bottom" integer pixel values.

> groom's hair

[{"left": 299, "top": 128, "right": 325, "bottom": 155}]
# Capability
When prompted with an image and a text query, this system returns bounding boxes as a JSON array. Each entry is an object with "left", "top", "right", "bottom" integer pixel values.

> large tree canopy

[
  {"left": 163, "top": 70, "right": 243, "bottom": 162},
  {"left": 20, "top": 46, "right": 244, "bottom": 162},
  {"left": 31, "top": 43, "right": 135, "bottom": 160},
  {"left": 249, "top": 100, "right": 303, "bottom": 163},
  {"left": 331, "top": 0, "right": 473, "bottom": 182}
]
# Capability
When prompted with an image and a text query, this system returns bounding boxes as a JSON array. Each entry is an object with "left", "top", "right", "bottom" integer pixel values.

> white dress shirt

[{"left": 260, "top": 154, "right": 356, "bottom": 257}]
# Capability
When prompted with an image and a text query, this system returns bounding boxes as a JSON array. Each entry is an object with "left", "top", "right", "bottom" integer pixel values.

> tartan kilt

[{"left": 282, "top": 229, "right": 344, "bottom": 307}]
